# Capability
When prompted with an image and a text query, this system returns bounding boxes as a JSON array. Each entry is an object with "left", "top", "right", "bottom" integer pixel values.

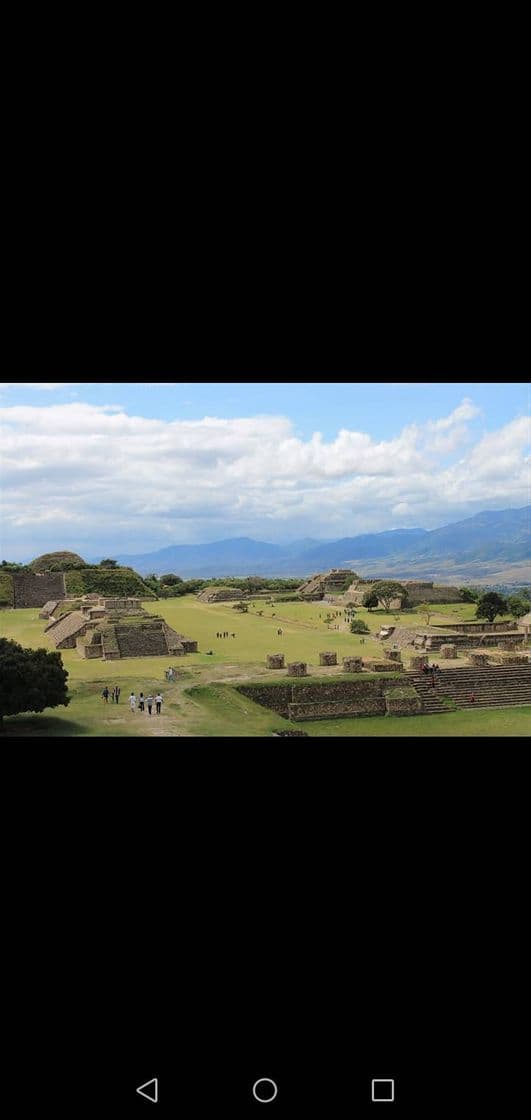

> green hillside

[
  {"left": 0, "top": 571, "right": 14, "bottom": 607},
  {"left": 64, "top": 567, "right": 157, "bottom": 599}
]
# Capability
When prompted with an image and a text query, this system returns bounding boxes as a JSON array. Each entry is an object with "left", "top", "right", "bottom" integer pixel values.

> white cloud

[
  {"left": 0, "top": 398, "right": 529, "bottom": 557},
  {"left": 0, "top": 383, "right": 80, "bottom": 391}
]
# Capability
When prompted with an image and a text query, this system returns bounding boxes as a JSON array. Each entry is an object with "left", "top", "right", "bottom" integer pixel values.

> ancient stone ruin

[
  {"left": 197, "top": 586, "right": 246, "bottom": 602},
  {"left": 266, "top": 653, "right": 285, "bottom": 669},
  {"left": 345, "top": 577, "right": 462, "bottom": 609},
  {"left": 287, "top": 662, "right": 308, "bottom": 677},
  {"left": 12, "top": 571, "right": 66, "bottom": 608},
  {"left": 383, "top": 649, "right": 402, "bottom": 663},
  {"left": 342, "top": 657, "right": 363, "bottom": 672},
  {"left": 298, "top": 570, "right": 357, "bottom": 600},
  {"left": 440, "top": 644, "right": 457, "bottom": 659},
  {"left": 43, "top": 596, "right": 198, "bottom": 660},
  {"left": 319, "top": 651, "right": 338, "bottom": 666}
]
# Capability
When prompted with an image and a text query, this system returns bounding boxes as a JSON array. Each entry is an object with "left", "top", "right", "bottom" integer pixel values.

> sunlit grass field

[{"left": 0, "top": 596, "right": 526, "bottom": 737}]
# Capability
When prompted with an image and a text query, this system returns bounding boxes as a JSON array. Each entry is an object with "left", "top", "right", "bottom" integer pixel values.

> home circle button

[{"left": 252, "top": 1078, "right": 278, "bottom": 1103}]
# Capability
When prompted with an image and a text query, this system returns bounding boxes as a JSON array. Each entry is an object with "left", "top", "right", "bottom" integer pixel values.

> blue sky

[
  {"left": 0, "top": 380, "right": 529, "bottom": 560},
  {"left": 0, "top": 380, "right": 528, "bottom": 440}
]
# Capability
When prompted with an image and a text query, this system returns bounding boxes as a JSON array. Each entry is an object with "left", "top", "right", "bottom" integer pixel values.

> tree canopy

[
  {"left": 475, "top": 592, "right": 508, "bottom": 623},
  {"left": 362, "top": 591, "right": 379, "bottom": 610},
  {"left": 350, "top": 619, "right": 370, "bottom": 634},
  {"left": 0, "top": 638, "right": 69, "bottom": 725},
  {"left": 370, "top": 581, "right": 407, "bottom": 611},
  {"left": 507, "top": 595, "right": 528, "bottom": 619}
]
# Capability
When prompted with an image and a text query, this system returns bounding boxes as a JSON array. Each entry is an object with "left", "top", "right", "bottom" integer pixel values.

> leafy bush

[
  {"left": 0, "top": 637, "right": 69, "bottom": 724},
  {"left": 0, "top": 572, "right": 14, "bottom": 607},
  {"left": 350, "top": 619, "right": 370, "bottom": 634}
]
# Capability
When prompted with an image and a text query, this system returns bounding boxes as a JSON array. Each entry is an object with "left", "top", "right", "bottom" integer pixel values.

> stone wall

[
  {"left": 266, "top": 654, "right": 285, "bottom": 669},
  {"left": 437, "top": 620, "right": 518, "bottom": 633},
  {"left": 115, "top": 625, "right": 169, "bottom": 658},
  {"left": 414, "top": 631, "right": 517, "bottom": 651},
  {"left": 440, "top": 644, "right": 457, "bottom": 658},
  {"left": 12, "top": 571, "right": 66, "bottom": 608},
  {"left": 319, "top": 651, "right": 337, "bottom": 666},
  {"left": 237, "top": 676, "right": 400, "bottom": 719},
  {"left": 384, "top": 692, "right": 422, "bottom": 716},
  {"left": 288, "top": 698, "right": 385, "bottom": 721}
]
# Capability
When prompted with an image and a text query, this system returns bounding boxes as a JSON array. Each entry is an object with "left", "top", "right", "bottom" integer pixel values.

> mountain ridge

[{"left": 105, "top": 506, "right": 530, "bottom": 579}]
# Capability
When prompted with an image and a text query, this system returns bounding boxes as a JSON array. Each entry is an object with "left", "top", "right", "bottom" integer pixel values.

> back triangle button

[{"left": 136, "top": 1078, "right": 158, "bottom": 1102}]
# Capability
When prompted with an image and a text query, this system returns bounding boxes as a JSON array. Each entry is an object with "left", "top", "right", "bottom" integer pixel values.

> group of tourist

[
  {"left": 422, "top": 662, "right": 440, "bottom": 687},
  {"left": 216, "top": 632, "right": 236, "bottom": 638},
  {"left": 101, "top": 686, "right": 121, "bottom": 703},
  {"left": 128, "top": 691, "right": 163, "bottom": 715}
]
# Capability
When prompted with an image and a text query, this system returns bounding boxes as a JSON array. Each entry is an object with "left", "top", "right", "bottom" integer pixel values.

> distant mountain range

[{"left": 103, "top": 506, "right": 530, "bottom": 581}]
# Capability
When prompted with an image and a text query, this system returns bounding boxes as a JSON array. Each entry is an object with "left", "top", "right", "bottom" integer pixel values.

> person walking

[
  {"left": 102, "top": 686, "right": 109, "bottom": 703},
  {"left": 115, "top": 686, "right": 120, "bottom": 704},
  {"left": 129, "top": 692, "right": 136, "bottom": 712},
  {"left": 146, "top": 694, "right": 154, "bottom": 716},
  {"left": 139, "top": 692, "right": 145, "bottom": 713},
  {"left": 111, "top": 687, "right": 116, "bottom": 703},
  {"left": 155, "top": 692, "right": 163, "bottom": 715},
  {"left": 469, "top": 691, "right": 476, "bottom": 703}
]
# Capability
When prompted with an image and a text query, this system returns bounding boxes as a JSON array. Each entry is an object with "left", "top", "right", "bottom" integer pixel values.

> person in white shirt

[
  {"left": 155, "top": 693, "right": 163, "bottom": 715},
  {"left": 129, "top": 692, "right": 136, "bottom": 711}
]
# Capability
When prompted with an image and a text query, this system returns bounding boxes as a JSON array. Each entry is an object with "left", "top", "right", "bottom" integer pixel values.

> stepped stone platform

[
  {"left": 43, "top": 596, "right": 197, "bottom": 659},
  {"left": 406, "top": 664, "right": 531, "bottom": 714}
]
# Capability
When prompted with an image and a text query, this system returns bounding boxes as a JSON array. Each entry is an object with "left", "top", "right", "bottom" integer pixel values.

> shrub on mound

[{"left": 350, "top": 619, "right": 370, "bottom": 634}]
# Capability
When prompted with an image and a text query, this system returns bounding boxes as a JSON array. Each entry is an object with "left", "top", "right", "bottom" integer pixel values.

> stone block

[
  {"left": 319, "top": 651, "right": 337, "bottom": 666},
  {"left": 383, "top": 649, "right": 402, "bottom": 662},
  {"left": 287, "top": 662, "right": 308, "bottom": 677},
  {"left": 440, "top": 644, "right": 457, "bottom": 659},
  {"left": 266, "top": 653, "right": 285, "bottom": 669},
  {"left": 342, "top": 657, "right": 363, "bottom": 673}
]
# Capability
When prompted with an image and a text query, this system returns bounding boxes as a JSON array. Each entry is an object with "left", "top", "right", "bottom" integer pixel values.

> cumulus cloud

[{"left": 0, "top": 398, "right": 529, "bottom": 557}]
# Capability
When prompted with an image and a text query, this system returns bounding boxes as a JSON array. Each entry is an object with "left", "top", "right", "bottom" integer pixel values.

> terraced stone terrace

[{"left": 406, "top": 665, "right": 531, "bottom": 714}]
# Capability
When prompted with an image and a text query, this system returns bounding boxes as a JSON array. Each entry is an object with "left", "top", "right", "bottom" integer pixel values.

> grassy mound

[{"left": 29, "top": 551, "right": 86, "bottom": 571}]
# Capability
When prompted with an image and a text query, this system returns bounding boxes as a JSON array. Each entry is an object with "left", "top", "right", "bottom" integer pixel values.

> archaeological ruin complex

[
  {"left": 43, "top": 596, "right": 198, "bottom": 660},
  {"left": 297, "top": 569, "right": 462, "bottom": 607}
]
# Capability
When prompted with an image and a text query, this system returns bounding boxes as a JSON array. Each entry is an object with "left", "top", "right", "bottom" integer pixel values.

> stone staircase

[{"left": 406, "top": 665, "right": 531, "bottom": 713}]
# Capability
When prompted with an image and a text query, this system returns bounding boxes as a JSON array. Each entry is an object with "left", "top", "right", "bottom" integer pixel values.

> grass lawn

[{"left": 1, "top": 599, "right": 527, "bottom": 737}]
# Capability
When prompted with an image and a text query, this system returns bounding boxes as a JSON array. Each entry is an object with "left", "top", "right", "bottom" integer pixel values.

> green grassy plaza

[{"left": 1, "top": 596, "right": 529, "bottom": 736}]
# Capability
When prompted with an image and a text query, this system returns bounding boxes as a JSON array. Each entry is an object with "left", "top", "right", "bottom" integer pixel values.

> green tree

[
  {"left": 159, "top": 574, "right": 183, "bottom": 586},
  {"left": 0, "top": 638, "right": 69, "bottom": 726},
  {"left": 507, "top": 595, "right": 528, "bottom": 619},
  {"left": 99, "top": 558, "right": 118, "bottom": 568},
  {"left": 350, "top": 619, "right": 370, "bottom": 634},
  {"left": 370, "top": 581, "right": 407, "bottom": 612},
  {"left": 362, "top": 591, "right": 379, "bottom": 611},
  {"left": 475, "top": 592, "right": 508, "bottom": 623},
  {"left": 233, "top": 601, "right": 249, "bottom": 612},
  {"left": 459, "top": 587, "right": 479, "bottom": 603},
  {"left": 418, "top": 601, "right": 432, "bottom": 626}
]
